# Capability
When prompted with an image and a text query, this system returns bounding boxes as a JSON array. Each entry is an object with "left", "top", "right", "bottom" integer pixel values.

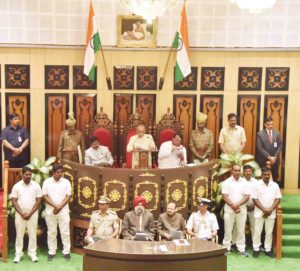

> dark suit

[{"left": 256, "top": 129, "right": 281, "bottom": 181}]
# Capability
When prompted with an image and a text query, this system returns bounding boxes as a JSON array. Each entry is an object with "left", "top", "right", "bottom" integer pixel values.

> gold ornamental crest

[
  {"left": 171, "top": 189, "right": 183, "bottom": 202},
  {"left": 141, "top": 190, "right": 153, "bottom": 203},
  {"left": 82, "top": 186, "right": 92, "bottom": 199},
  {"left": 109, "top": 190, "right": 121, "bottom": 202}
]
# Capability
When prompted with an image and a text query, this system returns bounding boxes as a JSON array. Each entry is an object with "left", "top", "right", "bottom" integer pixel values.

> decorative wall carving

[
  {"left": 103, "top": 179, "right": 128, "bottom": 212},
  {"left": 201, "top": 67, "right": 225, "bottom": 90},
  {"left": 174, "top": 67, "right": 198, "bottom": 90},
  {"left": 200, "top": 96, "right": 223, "bottom": 159},
  {"left": 45, "top": 94, "right": 69, "bottom": 157},
  {"left": 114, "top": 94, "right": 133, "bottom": 124},
  {"left": 45, "top": 65, "right": 69, "bottom": 89},
  {"left": 165, "top": 179, "right": 188, "bottom": 211},
  {"left": 5, "top": 64, "right": 30, "bottom": 89},
  {"left": 78, "top": 177, "right": 98, "bottom": 210},
  {"left": 238, "top": 67, "right": 262, "bottom": 91},
  {"left": 113, "top": 66, "right": 134, "bottom": 90},
  {"left": 73, "top": 65, "right": 97, "bottom": 89},
  {"left": 238, "top": 95, "right": 260, "bottom": 155},
  {"left": 137, "top": 66, "right": 157, "bottom": 90},
  {"left": 265, "top": 67, "right": 289, "bottom": 91},
  {"left": 136, "top": 94, "right": 156, "bottom": 127}
]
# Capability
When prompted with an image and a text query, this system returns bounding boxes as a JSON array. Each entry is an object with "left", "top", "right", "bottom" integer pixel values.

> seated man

[
  {"left": 84, "top": 136, "right": 114, "bottom": 167},
  {"left": 122, "top": 196, "right": 155, "bottom": 241},
  {"left": 157, "top": 202, "right": 186, "bottom": 240},
  {"left": 84, "top": 195, "right": 119, "bottom": 244},
  {"left": 187, "top": 198, "right": 219, "bottom": 241},
  {"left": 127, "top": 124, "right": 156, "bottom": 169},
  {"left": 158, "top": 133, "right": 187, "bottom": 169}
]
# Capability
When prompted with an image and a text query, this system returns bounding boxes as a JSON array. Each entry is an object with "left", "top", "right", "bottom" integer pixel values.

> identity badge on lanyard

[
  {"left": 274, "top": 141, "right": 278, "bottom": 148},
  {"left": 18, "top": 132, "right": 22, "bottom": 143}
]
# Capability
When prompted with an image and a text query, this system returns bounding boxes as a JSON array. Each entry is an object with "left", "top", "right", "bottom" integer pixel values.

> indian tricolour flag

[
  {"left": 84, "top": 2, "right": 100, "bottom": 82},
  {"left": 173, "top": 2, "right": 191, "bottom": 83}
]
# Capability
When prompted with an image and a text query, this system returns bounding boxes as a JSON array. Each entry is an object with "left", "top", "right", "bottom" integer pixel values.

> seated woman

[
  {"left": 84, "top": 136, "right": 114, "bottom": 167},
  {"left": 123, "top": 21, "right": 145, "bottom": 40},
  {"left": 186, "top": 198, "right": 219, "bottom": 241}
]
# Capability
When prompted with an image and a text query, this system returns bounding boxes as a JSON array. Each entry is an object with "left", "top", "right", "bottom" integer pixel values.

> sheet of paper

[
  {"left": 173, "top": 239, "right": 190, "bottom": 246},
  {"left": 159, "top": 245, "right": 168, "bottom": 252}
]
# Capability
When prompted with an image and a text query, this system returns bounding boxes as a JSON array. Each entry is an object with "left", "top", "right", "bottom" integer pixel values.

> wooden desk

[{"left": 83, "top": 238, "right": 227, "bottom": 271}]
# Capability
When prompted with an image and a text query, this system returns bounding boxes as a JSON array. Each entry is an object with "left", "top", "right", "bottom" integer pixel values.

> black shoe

[
  {"left": 231, "top": 244, "right": 237, "bottom": 251},
  {"left": 265, "top": 251, "right": 275, "bottom": 258},
  {"left": 253, "top": 251, "right": 259, "bottom": 258},
  {"left": 64, "top": 254, "right": 71, "bottom": 261},
  {"left": 259, "top": 245, "right": 265, "bottom": 252},
  {"left": 48, "top": 254, "right": 55, "bottom": 261}
]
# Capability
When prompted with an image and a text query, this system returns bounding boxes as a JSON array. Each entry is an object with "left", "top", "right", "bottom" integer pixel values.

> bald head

[{"left": 167, "top": 202, "right": 177, "bottom": 216}]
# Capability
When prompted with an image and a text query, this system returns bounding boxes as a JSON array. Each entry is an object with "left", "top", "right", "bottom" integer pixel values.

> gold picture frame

[{"left": 117, "top": 15, "right": 157, "bottom": 48}]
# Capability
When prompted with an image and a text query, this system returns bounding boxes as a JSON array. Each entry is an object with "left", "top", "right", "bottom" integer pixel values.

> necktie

[{"left": 268, "top": 130, "right": 272, "bottom": 144}]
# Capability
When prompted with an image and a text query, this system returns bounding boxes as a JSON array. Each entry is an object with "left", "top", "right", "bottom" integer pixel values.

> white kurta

[
  {"left": 127, "top": 134, "right": 156, "bottom": 168},
  {"left": 85, "top": 146, "right": 114, "bottom": 166},
  {"left": 158, "top": 141, "right": 187, "bottom": 169}
]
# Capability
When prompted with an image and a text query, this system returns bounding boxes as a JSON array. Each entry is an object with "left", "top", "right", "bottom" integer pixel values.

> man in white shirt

[
  {"left": 42, "top": 164, "right": 72, "bottom": 261},
  {"left": 252, "top": 167, "right": 281, "bottom": 258},
  {"left": 11, "top": 167, "right": 42, "bottom": 263},
  {"left": 85, "top": 136, "right": 114, "bottom": 167},
  {"left": 222, "top": 164, "right": 250, "bottom": 257},
  {"left": 243, "top": 165, "right": 257, "bottom": 239},
  {"left": 187, "top": 198, "right": 219, "bottom": 241},
  {"left": 127, "top": 124, "right": 156, "bottom": 168},
  {"left": 219, "top": 113, "right": 246, "bottom": 155},
  {"left": 158, "top": 133, "right": 187, "bottom": 169}
]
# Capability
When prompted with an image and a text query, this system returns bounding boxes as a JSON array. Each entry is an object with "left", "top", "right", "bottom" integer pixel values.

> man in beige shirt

[
  {"left": 157, "top": 202, "right": 186, "bottom": 240},
  {"left": 126, "top": 124, "right": 156, "bottom": 168},
  {"left": 218, "top": 113, "right": 246, "bottom": 155},
  {"left": 57, "top": 112, "right": 85, "bottom": 163},
  {"left": 85, "top": 195, "right": 119, "bottom": 243},
  {"left": 190, "top": 112, "right": 213, "bottom": 164}
]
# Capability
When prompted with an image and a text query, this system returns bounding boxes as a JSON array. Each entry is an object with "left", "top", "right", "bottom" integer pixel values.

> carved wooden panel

[
  {"left": 238, "top": 95, "right": 260, "bottom": 155},
  {"left": 174, "top": 67, "right": 198, "bottom": 90},
  {"left": 136, "top": 94, "right": 156, "bottom": 127},
  {"left": 114, "top": 94, "right": 133, "bottom": 124},
  {"left": 238, "top": 67, "right": 262, "bottom": 91},
  {"left": 73, "top": 94, "right": 96, "bottom": 133},
  {"left": 73, "top": 65, "right": 97, "bottom": 89},
  {"left": 5, "top": 64, "right": 30, "bottom": 89},
  {"left": 0, "top": 94, "right": 1, "bottom": 185},
  {"left": 45, "top": 65, "right": 69, "bottom": 89},
  {"left": 174, "top": 95, "right": 196, "bottom": 155},
  {"left": 137, "top": 66, "right": 157, "bottom": 90},
  {"left": 45, "top": 94, "right": 69, "bottom": 157},
  {"left": 200, "top": 95, "right": 223, "bottom": 159},
  {"left": 201, "top": 67, "right": 225, "bottom": 90},
  {"left": 265, "top": 67, "right": 289, "bottom": 91},
  {"left": 113, "top": 66, "right": 134, "bottom": 90},
  {"left": 5, "top": 93, "right": 30, "bottom": 130},
  {"left": 264, "top": 96, "right": 288, "bottom": 184}
]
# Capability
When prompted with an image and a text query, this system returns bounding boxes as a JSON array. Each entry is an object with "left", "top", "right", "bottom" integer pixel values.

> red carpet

[{"left": 0, "top": 188, "right": 3, "bottom": 251}]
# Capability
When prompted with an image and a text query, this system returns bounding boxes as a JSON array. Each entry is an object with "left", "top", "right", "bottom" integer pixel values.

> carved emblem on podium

[
  {"left": 166, "top": 179, "right": 187, "bottom": 211},
  {"left": 78, "top": 177, "right": 97, "bottom": 209},
  {"left": 103, "top": 180, "right": 127, "bottom": 211},
  {"left": 109, "top": 190, "right": 121, "bottom": 202},
  {"left": 193, "top": 176, "right": 208, "bottom": 207},
  {"left": 171, "top": 189, "right": 183, "bottom": 202},
  {"left": 82, "top": 186, "right": 92, "bottom": 199}
]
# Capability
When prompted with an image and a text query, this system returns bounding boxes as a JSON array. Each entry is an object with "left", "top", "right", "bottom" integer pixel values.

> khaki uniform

[
  {"left": 57, "top": 129, "right": 85, "bottom": 163},
  {"left": 89, "top": 210, "right": 119, "bottom": 238},
  {"left": 157, "top": 212, "right": 186, "bottom": 238},
  {"left": 189, "top": 128, "right": 213, "bottom": 163}
]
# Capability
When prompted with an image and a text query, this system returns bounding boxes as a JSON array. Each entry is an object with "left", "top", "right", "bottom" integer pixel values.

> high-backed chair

[
  {"left": 154, "top": 107, "right": 184, "bottom": 148},
  {"left": 86, "top": 107, "right": 118, "bottom": 167},
  {"left": 119, "top": 110, "right": 154, "bottom": 168}
]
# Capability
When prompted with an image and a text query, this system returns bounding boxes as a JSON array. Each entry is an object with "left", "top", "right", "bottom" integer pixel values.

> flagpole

[
  {"left": 99, "top": 44, "right": 112, "bottom": 90},
  {"left": 158, "top": 0, "right": 187, "bottom": 90}
]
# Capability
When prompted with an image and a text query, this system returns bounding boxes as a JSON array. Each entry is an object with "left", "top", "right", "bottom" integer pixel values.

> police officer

[
  {"left": 85, "top": 195, "right": 119, "bottom": 243},
  {"left": 57, "top": 112, "right": 85, "bottom": 163},
  {"left": 186, "top": 198, "right": 219, "bottom": 241}
]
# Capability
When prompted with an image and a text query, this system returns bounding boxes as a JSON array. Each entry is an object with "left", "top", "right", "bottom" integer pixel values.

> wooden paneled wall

[
  {"left": 45, "top": 94, "right": 69, "bottom": 157},
  {"left": 136, "top": 94, "right": 156, "bottom": 126},
  {"left": 200, "top": 95, "right": 223, "bottom": 159},
  {"left": 114, "top": 94, "right": 133, "bottom": 124}
]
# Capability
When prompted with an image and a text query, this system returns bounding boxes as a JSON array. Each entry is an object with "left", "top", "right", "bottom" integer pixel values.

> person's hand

[
  {"left": 149, "top": 146, "right": 155, "bottom": 151},
  {"left": 164, "top": 233, "right": 171, "bottom": 240},
  {"left": 23, "top": 212, "right": 31, "bottom": 220},
  {"left": 234, "top": 207, "right": 241, "bottom": 214},
  {"left": 231, "top": 203, "right": 239, "bottom": 210},
  {"left": 247, "top": 204, "right": 255, "bottom": 211},
  {"left": 133, "top": 147, "right": 140, "bottom": 151},
  {"left": 53, "top": 206, "right": 61, "bottom": 215},
  {"left": 268, "top": 156, "right": 276, "bottom": 165},
  {"left": 177, "top": 153, "right": 184, "bottom": 160}
]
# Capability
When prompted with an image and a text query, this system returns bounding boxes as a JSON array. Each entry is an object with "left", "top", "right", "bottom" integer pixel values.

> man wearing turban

[
  {"left": 57, "top": 112, "right": 85, "bottom": 163},
  {"left": 189, "top": 112, "right": 214, "bottom": 164},
  {"left": 122, "top": 196, "right": 155, "bottom": 240}
]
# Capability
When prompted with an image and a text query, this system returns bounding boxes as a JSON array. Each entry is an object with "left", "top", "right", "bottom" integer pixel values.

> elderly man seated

[
  {"left": 84, "top": 136, "right": 114, "bottom": 167},
  {"left": 84, "top": 195, "right": 119, "bottom": 244},
  {"left": 157, "top": 202, "right": 186, "bottom": 240},
  {"left": 186, "top": 198, "right": 219, "bottom": 241},
  {"left": 158, "top": 133, "right": 187, "bottom": 169},
  {"left": 122, "top": 196, "right": 155, "bottom": 241}
]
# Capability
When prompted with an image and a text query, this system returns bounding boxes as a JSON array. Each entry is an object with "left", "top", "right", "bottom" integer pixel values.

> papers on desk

[
  {"left": 135, "top": 232, "right": 149, "bottom": 241},
  {"left": 159, "top": 245, "right": 168, "bottom": 252},
  {"left": 173, "top": 239, "right": 190, "bottom": 246}
]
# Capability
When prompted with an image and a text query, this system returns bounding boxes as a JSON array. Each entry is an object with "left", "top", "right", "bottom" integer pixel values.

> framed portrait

[{"left": 117, "top": 15, "right": 157, "bottom": 48}]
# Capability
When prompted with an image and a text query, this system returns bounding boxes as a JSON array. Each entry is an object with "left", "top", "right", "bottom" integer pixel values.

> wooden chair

[
  {"left": 119, "top": 110, "right": 153, "bottom": 168},
  {"left": 86, "top": 107, "right": 118, "bottom": 167},
  {"left": 154, "top": 107, "right": 184, "bottom": 149}
]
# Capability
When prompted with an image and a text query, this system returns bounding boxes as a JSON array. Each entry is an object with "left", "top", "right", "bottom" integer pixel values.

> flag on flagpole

[
  {"left": 84, "top": 1, "right": 100, "bottom": 82},
  {"left": 173, "top": 2, "right": 191, "bottom": 83}
]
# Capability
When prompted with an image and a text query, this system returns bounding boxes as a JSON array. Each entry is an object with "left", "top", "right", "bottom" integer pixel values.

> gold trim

[
  {"left": 139, "top": 172, "right": 156, "bottom": 177},
  {"left": 166, "top": 179, "right": 188, "bottom": 211},
  {"left": 63, "top": 171, "right": 74, "bottom": 202},
  {"left": 193, "top": 176, "right": 209, "bottom": 207},
  {"left": 135, "top": 180, "right": 159, "bottom": 211},
  {"left": 78, "top": 177, "right": 97, "bottom": 209},
  {"left": 103, "top": 179, "right": 128, "bottom": 211},
  {"left": 63, "top": 164, "right": 72, "bottom": 170},
  {"left": 80, "top": 212, "right": 91, "bottom": 218}
]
